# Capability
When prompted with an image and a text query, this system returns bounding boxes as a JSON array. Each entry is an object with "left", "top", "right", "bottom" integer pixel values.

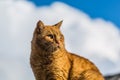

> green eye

[{"left": 47, "top": 34, "right": 54, "bottom": 39}]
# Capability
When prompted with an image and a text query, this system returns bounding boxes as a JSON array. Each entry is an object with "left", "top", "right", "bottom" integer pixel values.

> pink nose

[{"left": 56, "top": 40, "right": 60, "bottom": 44}]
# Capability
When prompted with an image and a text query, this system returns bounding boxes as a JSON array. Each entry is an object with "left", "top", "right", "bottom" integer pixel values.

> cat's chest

[
  {"left": 31, "top": 52, "right": 70, "bottom": 70},
  {"left": 41, "top": 57, "right": 53, "bottom": 65},
  {"left": 39, "top": 56, "right": 68, "bottom": 69}
]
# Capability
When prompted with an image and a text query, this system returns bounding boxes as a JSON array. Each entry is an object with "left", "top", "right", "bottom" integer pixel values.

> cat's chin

[
  {"left": 41, "top": 46, "right": 60, "bottom": 53},
  {"left": 49, "top": 47, "right": 60, "bottom": 53}
]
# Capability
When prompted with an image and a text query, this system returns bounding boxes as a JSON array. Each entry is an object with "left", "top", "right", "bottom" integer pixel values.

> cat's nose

[
  {"left": 55, "top": 39, "right": 61, "bottom": 46},
  {"left": 56, "top": 41, "right": 61, "bottom": 48},
  {"left": 56, "top": 40, "right": 60, "bottom": 44}
]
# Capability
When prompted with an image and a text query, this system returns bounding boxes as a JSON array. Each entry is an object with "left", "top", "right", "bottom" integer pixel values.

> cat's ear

[
  {"left": 36, "top": 20, "right": 44, "bottom": 34},
  {"left": 54, "top": 20, "right": 63, "bottom": 29}
]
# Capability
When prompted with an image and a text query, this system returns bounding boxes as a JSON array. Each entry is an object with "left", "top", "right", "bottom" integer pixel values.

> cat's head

[{"left": 32, "top": 20, "right": 65, "bottom": 53}]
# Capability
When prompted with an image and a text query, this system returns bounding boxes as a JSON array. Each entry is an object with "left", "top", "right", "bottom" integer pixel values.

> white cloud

[{"left": 0, "top": 1, "right": 120, "bottom": 80}]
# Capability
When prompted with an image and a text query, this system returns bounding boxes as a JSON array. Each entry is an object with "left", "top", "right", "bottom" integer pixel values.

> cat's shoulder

[
  {"left": 68, "top": 52, "right": 87, "bottom": 60},
  {"left": 68, "top": 52, "right": 94, "bottom": 64},
  {"left": 67, "top": 52, "right": 99, "bottom": 70}
]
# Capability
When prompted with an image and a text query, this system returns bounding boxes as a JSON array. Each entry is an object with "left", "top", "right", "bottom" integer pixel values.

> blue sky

[{"left": 28, "top": 0, "right": 120, "bottom": 29}]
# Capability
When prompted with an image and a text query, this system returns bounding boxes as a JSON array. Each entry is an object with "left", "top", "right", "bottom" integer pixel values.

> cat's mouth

[
  {"left": 36, "top": 39, "right": 61, "bottom": 52},
  {"left": 56, "top": 43, "right": 60, "bottom": 48},
  {"left": 49, "top": 42, "right": 63, "bottom": 52},
  {"left": 49, "top": 43, "right": 60, "bottom": 51}
]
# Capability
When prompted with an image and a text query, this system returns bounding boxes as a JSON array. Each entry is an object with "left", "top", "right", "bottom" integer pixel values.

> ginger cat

[{"left": 30, "top": 20, "right": 104, "bottom": 80}]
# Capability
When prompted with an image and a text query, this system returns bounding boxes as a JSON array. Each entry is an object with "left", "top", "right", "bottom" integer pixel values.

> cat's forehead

[{"left": 43, "top": 25, "right": 61, "bottom": 34}]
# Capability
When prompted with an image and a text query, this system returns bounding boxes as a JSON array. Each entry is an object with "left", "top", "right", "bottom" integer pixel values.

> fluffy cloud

[{"left": 0, "top": 1, "right": 120, "bottom": 80}]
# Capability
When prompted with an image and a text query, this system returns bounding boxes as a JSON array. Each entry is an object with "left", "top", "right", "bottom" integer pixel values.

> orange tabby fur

[{"left": 30, "top": 20, "right": 104, "bottom": 80}]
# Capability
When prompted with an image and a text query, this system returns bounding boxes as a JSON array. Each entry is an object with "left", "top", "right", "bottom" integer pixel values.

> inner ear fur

[
  {"left": 54, "top": 20, "right": 63, "bottom": 29},
  {"left": 36, "top": 20, "right": 45, "bottom": 34}
]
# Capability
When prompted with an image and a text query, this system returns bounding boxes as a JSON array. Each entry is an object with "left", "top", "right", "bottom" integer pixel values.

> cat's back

[
  {"left": 68, "top": 53, "right": 99, "bottom": 71},
  {"left": 67, "top": 52, "right": 104, "bottom": 80}
]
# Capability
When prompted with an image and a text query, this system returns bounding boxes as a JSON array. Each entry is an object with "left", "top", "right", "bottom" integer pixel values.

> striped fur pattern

[{"left": 30, "top": 20, "right": 104, "bottom": 80}]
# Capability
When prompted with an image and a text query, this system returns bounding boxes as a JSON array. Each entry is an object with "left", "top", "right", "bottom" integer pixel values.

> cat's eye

[{"left": 47, "top": 34, "right": 54, "bottom": 39}]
